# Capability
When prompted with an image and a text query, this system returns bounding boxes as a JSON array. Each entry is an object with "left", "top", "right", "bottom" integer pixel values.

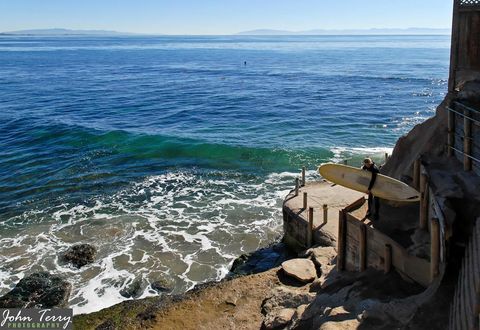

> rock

[
  {"left": 310, "top": 246, "right": 336, "bottom": 269},
  {"left": 281, "top": 259, "right": 317, "bottom": 283},
  {"left": 224, "top": 293, "right": 238, "bottom": 306},
  {"left": 263, "top": 308, "right": 295, "bottom": 329},
  {"left": 120, "top": 277, "right": 146, "bottom": 299},
  {"left": 262, "top": 286, "right": 315, "bottom": 315},
  {"left": 310, "top": 278, "right": 324, "bottom": 292},
  {"left": 318, "top": 319, "right": 360, "bottom": 330},
  {"left": 0, "top": 272, "right": 71, "bottom": 308},
  {"left": 61, "top": 243, "right": 97, "bottom": 268},
  {"left": 151, "top": 279, "right": 172, "bottom": 293},
  {"left": 229, "top": 242, "right": 295, "bottom": 277},
  {"left": 294, "top": 304, "right": 309, "bottom": 320},
  {"left": 326, "top": 306, "right": 348, "bottom": 317},
  {"left": 304, "top": 306, "right": 360, "bottom": 330}
]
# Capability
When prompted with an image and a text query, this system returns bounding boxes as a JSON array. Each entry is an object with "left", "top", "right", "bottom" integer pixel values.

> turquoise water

[{"left": 0, "top": 35, "right": 449, "bottom": 313}]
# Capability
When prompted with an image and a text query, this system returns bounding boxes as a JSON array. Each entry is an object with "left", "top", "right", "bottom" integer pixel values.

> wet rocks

[
  {"left": 281, "top": 259, "right": 316, "bottom": 283},
  {"left": 120, "top": 277, "right": 147, "bottom": 299},
  {"left": 0, "top": 272, "right": 72, "bottom": 308},
  {"left": 151, "top": 279, "right": 173, "bottom": 293},
  {"left": 61, "top": 243, "right": 97, "bottom": 268}
]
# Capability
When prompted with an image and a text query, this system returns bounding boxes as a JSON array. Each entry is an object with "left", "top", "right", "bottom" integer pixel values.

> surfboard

[{"left": 318, "top": 163, "right": 420, "bottom": 202}]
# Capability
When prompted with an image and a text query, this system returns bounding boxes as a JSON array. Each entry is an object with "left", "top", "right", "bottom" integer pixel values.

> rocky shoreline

[
  {"left": 71, "top": 241, "right": 450, "bottom": 330},
  {"left": 0, "top": 233, "right": 452, "bottom": 330},
  {"left": 0, "top": 239, "right": 297, "bottom": 327},
  {"left": 0, "top": 243, "right": 97, "bottom": 309}
]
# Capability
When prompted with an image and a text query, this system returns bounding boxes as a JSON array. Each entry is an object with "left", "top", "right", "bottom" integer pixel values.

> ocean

[{"left": 0, "top": 35, "right": 450, "bottom": 314}]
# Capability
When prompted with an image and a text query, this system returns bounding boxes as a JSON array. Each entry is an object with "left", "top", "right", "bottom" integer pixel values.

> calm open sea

[{"left": 0, "top": 35, "right": 449, "bottom": 313}]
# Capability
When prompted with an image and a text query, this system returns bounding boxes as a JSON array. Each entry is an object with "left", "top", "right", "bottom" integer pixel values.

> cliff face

[{"left": 381, "top": 94, "right": 454, "bottom": 180}]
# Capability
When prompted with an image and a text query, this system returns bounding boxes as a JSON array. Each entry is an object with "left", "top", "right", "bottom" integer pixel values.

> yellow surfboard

[{"left": 318, "top": 163, "right": 420, "bottom": 202}]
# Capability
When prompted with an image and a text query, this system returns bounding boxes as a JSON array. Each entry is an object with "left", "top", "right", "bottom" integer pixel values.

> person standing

[{"left": 362, "top": 158, "right": 380, "bottom": 220}]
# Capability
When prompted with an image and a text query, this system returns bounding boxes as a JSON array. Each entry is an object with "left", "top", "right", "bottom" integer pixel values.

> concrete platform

[{"left": 283, "top": 180, "right": 365, "bottom": 250}]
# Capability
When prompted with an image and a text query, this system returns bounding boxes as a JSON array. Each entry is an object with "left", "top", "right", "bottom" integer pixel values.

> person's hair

[{"left": 363, "top": 158, "right": 373, "bottom": 165}]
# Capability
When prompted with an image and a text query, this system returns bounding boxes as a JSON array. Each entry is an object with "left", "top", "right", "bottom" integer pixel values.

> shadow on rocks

[{"left": 228, "top": 241, "right": 296, "bottom": 278}]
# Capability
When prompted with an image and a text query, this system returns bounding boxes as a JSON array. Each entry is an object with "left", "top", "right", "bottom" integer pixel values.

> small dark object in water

[{"left": 61, "top": 243, "right": 97, "bottom": 268}]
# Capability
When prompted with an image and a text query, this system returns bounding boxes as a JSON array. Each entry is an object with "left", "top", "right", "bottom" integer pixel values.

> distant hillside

[
  {"left": 236, "top": 28, "right": 451, "bottom": 35},
  {"left": 0, "top": 28, "right": 136, "bottom": 36},
  {"left": 236, "top": 29, "right": 296, "bottom": 36}
]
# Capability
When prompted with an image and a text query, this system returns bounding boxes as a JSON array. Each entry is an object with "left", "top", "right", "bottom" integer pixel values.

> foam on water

[
  {"left": 329, "top": 146, "right": 395, "bottom": 164},
  {"left": 0, "top": 169, "right": 298, "bottom": 314}
]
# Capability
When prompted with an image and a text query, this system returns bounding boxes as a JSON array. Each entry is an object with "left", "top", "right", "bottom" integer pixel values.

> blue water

[{"left": 0, "top": 35, "right": 450, "bottom": 313}]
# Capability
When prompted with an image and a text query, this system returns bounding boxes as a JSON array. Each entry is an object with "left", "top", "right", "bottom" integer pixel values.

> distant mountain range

[
  {"left": 236, "top": 28, "right": 451, "bottom": 35},
  {"left": 0, "top": 27, "right": 451, "bottom": 36},
  {"left": 0, "top": 28, "right": 136, "bottom": 36}
]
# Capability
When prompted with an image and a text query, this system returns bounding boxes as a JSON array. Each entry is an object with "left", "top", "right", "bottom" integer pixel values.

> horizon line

[{"left": 0, "top": 27, "right": 452, "bottom": 36}]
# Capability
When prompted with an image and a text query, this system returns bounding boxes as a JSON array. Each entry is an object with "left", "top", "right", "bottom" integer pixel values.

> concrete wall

[
  {"left": 283, "top": 208, "right": 310, "bottom": 251},
  {"left": 342, "top": 212, "right": 431, "bottom": 287},
  {"left": 450, "top": 1, "right": 480, "bottom": 91}
]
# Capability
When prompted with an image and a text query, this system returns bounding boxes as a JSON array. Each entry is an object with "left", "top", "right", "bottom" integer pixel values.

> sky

[{"left": 0, "top": 0, "right": 453, "bottom": 35}]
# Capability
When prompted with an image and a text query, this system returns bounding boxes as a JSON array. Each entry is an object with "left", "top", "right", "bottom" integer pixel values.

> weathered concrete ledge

[{"left": 283, "top": 180, "right": 364, "bottom": 251}]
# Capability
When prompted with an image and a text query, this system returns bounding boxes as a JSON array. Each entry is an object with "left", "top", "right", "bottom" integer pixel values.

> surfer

[{"left": 362, "top": 158, "right": 380, "bottom": 220}]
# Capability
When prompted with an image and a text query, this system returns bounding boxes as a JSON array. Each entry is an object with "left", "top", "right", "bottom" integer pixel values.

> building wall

[{"left": 450, "top": 2, "right": 480, "bottom": 90}]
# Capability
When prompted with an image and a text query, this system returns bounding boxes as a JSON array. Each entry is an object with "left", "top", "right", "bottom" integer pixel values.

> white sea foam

[
  {"left": 329, "top": 146, "right": 395, "bottom": 164},
  {"left": 0, "top": 169, "right": 292, "bottom": 314}
]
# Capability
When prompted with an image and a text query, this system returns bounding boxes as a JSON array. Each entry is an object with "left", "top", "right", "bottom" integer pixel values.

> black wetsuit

[{"left": 362, "top": 163, "right": 380, "bottom": 218}]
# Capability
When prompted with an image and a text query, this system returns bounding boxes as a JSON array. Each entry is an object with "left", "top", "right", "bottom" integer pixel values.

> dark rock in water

[
  {"left": 120, "top": 277, "right": 146, "bottom": 299},
  {"left": 0, "top": 272, "right": 72, "bottom": 308},
  {"left": 229, "top": 242, "right": 296, "bottom": 277},
  {"left": 151, "top": 279, "right": 172, "bottom": 293},
  {"left": 61, "top": 243, "right": 97, "bottom": 268}
]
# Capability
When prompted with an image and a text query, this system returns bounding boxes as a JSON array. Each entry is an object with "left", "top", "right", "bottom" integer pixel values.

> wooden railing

[{"left": 447, "top": 101, "right": 480, "bottom": 175}]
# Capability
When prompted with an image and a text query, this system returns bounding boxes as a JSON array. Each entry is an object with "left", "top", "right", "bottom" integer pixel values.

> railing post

[
  {"left": 464, "top": 108, "right": 472, "bottom": 171},
  {"left": 413, "top": 158, "right": 421, "bottom": 190},
  {"left": 419, "top": 171, "right": 429, "bottom": 230},
  {"left": 338, "top": 210, "right": 346, "bottom": 271},
  {"left": 295, "top": 178, "right": 299, "bottom": 196},
  {"left": 301, "top": 166, "right": 306, "bottom": 186},
  {"left": 307, "top": 207, "right": 314, "bottom": 247},
  {"left": 430, "top": 217, "right": 440, "bottom": 281},
  {"left": 384, "top": 152, "right": 389, "bottom": 163},
  {"left": 322, "top": 204, "right": 328, "bottom": 225},
  {"left": 303, "top": 192, "right": 308, "bottom": 210},
  {"left": 343, "top": 159, "right": 348, "bottom": 165}
]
